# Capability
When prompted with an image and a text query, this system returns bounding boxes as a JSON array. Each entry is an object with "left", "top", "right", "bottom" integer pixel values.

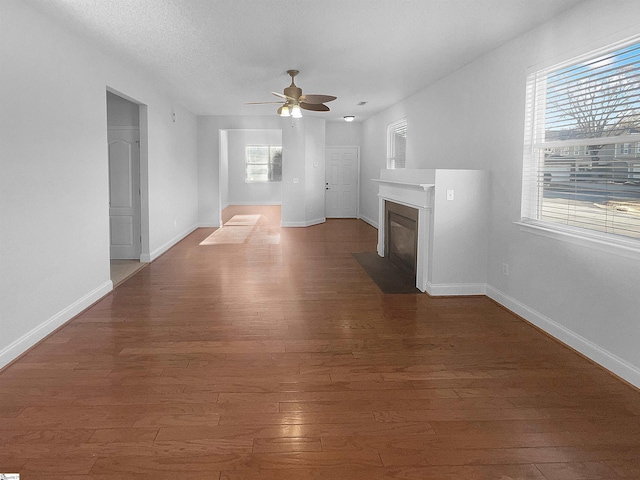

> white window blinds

[
  {"left": 522, "top": 37, "right": 640, "bottom": 242},
  {"left": 387, "top": 118, "right": 407, "bottom": 169}
]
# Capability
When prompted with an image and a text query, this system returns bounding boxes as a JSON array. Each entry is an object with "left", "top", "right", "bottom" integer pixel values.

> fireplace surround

[{"left": 373, "top": 169, "right": 434, "bottom": 292}]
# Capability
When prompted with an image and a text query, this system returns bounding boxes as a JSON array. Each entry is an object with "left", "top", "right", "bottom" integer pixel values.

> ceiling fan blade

[
  {"left": 245, "top": 101, "right": 285, "bottom": 105},
  {"left": 300, "top": 94, "right": 337, "bottom": 104},
  {"left": 271, "top": 91, "right": 296, "bottom": 101},
  {"left": 300, "top": 102, "right": 330, "bottom": 112}
]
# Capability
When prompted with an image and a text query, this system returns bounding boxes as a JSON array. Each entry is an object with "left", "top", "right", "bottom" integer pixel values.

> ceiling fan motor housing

[{"left": 284, "top": 85, "right": 302, "bottom": 102}]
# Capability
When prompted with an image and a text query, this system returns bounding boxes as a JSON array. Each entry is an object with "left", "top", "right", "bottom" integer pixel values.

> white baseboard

[
  {"left": 0, "top": 280, "right": 113, "bottom": 369},
  {"left": 144, "top": 224, "right": 199, "bottom": 262},
  {"left": 486, "top": 285, "right": 640, "bottom": 389},
  {"left": 281, "top": 217, "right": 325, "bottom": 227},
  {"left": 359, "top": 214, "right": 378, "bottom": 229},
  {"left": 426, "top": 282, "right": 487, "bottom": 296}
]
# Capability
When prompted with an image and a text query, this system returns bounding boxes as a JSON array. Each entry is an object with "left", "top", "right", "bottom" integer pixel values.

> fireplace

[
  {"left": 385, "top": 201, "right": 418, "bottom": 276},
  {"left": 373, "top": 169, "right": 435, "bottom": 292}
]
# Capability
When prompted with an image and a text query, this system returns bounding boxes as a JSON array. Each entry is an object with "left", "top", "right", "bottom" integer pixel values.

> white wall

[
  {"left": 431, "top": 169, "right": 489, "bottom": 291},
  {"left": 360, "top": 103, "right": 408, "bottom": 226},
  {"left": 0, "top": 0, "right": 199, "bottom": 368},
  {"left": 304, "top": 117, "right": 327, "bottom": 225},
  {"left": 326, "top": 121, "right": 362, "bottom": 147},
  {"left": 227, "top": 130, "right": 282, "bottom": 206},
  {"left": 281, "top": 117, "right": 327, "bottom": 227},
  {"left": 360, "top": 0, "right": 640, "bottom": 386},
  {"left": 220, "top": 130, "right": 229, "bottom": 211},
  {"left": 281, "top": 119, "right": 307, "bottom": 225}
]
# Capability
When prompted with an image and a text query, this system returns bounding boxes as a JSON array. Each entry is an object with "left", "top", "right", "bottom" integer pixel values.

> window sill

[{"left": 516, "top": 220, "right": 640, "bottom": 261}]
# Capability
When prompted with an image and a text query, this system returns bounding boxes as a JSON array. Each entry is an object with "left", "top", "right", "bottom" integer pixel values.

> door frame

[
  {"left": 325, "top": 145, "right": 360, "bottom": 219},
  {"left": 106, "top": 87, "right": 150, "bottom": 263}
]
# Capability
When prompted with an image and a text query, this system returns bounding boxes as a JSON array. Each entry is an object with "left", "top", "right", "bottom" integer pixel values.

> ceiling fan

[{"left": 246, "top": 70, "right": 337, "bottom": 118}]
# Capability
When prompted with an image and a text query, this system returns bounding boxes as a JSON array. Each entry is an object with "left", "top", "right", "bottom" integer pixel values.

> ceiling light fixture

[
  {"left": 291, "top": 104, "right": 303, "bottom": 118},
  {"left": 279, "top": 105, "right": 290, "bottom": 117},
  {"left": 343, "top": 115, "right": 355, "bottom": 122}
]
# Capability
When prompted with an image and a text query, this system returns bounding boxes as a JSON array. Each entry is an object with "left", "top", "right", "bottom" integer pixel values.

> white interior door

[
  {"left": 108, "top": 128, "right": 141, "bottom": 259},
  {"left": 325, "top": 146, "right": 359, "bottom": 218}
]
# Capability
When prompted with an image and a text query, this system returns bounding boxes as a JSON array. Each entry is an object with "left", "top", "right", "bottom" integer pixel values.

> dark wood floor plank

[
  {"left": 219, "top": 464, "right": 547, "bottom": 479},
  {"left": 535, "top": 461, "right": 622, "bottom": 480},
  {"left": 1, "top": 209, "right": 640, "bottom": 478}
]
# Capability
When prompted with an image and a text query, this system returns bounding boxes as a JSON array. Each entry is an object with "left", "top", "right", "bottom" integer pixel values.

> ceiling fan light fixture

[
  {"left": 343, "top": 115, "right": 355, "bottom": 122},
  {"left": 291, "top": 104, "right": 303, "bottom": 118},
  {"left": 279, "top": 105, "right": 290, "bottom": 117}
]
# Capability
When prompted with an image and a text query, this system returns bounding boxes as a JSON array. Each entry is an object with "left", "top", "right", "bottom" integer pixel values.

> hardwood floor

[{"left": 2, "top": 216, "right": 640, "bottom": 479}]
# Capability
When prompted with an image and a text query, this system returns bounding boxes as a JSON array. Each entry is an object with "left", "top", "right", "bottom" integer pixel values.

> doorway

[
  {"left": 325, "top": 146, "right": 359, "bottom": 218},
  {"left": 218, "top": 129, "right": 283, "bottom": 228},
  {"left": 106, "top": 90, "right": 147, "bottom": 285}
]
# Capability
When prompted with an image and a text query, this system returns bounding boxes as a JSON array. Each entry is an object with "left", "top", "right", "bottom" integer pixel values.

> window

[
  {"left": 521, "top": 37, "right": 640, "bottom": 243},
  {"left": 387, "top": 118, "right": 407, "bottom": 169},
  {"left": 245, "top": 145, "right": 282, "bottom": 182}
]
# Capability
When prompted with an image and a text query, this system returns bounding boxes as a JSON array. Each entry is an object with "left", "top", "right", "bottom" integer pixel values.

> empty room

[{"left": 1, "top": 0, "right": 640, "bottom": 478}]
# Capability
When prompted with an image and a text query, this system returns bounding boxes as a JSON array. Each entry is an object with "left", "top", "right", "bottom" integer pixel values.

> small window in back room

[
  {"left": 387, "top": 118, "right": 407, "bottom": 169},
  {"left": 245, "top": 145, "right": 282, "bottom": 182}
]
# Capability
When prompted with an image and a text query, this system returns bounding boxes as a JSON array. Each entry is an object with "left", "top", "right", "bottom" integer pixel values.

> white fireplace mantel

[
  {"left": 374, "top": 171, "right": 435, "bottom": 292},
  {"left": 372, "top": 179, "right": 435, "bottom": 191}
]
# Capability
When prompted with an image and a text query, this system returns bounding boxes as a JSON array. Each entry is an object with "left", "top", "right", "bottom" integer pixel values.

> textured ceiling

[{"left": 23, "top": 0, "right": 585, "bottom": 121}]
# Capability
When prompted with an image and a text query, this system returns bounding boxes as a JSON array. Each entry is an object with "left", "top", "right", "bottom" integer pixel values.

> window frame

[
  {"left": 520, "top": 35, "right": 640, "bottom": 255},
  {"left": 245, "top": 145, "right": 282, "bottom": 183},
  {"left": 387, "top": 118, "right": 407, "bottom": 169}
]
